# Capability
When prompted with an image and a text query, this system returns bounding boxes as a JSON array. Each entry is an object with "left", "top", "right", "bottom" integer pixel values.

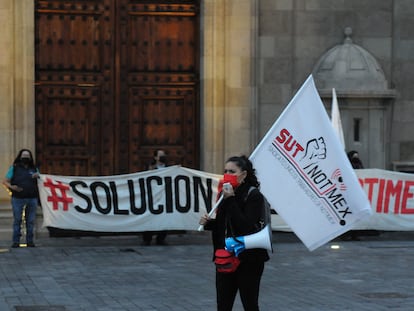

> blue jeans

[{"left": 11, "top": 197, "right": 38, "bottom": 244}]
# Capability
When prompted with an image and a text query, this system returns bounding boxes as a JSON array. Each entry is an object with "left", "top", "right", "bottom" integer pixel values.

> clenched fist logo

[{"left": 301, "top": 137, "right": 327, "bottom": 161}]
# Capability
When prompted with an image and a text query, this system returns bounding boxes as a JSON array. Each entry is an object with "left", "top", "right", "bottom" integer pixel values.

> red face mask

[
  {"left": 217, "top": 174, "right": 239, "bottom": 197},
  {"left": 223, "top": 174, "right": 239, "bottom": 187}
]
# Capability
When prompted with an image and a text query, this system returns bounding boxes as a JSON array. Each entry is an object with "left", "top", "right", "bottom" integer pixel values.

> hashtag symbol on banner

[{"left": 44, "top": 178, "right": 73, "bottom": 211}]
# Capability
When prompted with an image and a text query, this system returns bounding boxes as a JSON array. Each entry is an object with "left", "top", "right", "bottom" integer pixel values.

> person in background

[
  {"left": 199, "top": 155, "right": 270, "bottom": 311},
  {"left": 347, "top": 150, "right": 364, "bottom": 169},
  {"left": 148, "top": 149, "right": 168, "bottom": 170},
  {"left": 142, "top": 149, "right": 168, "bottom": 246},
  {"left": 342, "top": 150, "right": 364, "bottom": 241},
  {"left": 3, "top": 149, "right": 39, "bottom": 248}
]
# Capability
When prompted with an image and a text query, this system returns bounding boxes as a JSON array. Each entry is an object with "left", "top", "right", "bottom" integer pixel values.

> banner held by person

[
  {"left": 37, "top": 163, "right": 414, "bottom": 233},
  {"left": 38, "top": 166, "right": 221, "bottom": 232},
  {"left": 250, "top": 75, "right": 372, "bottom": 251}
]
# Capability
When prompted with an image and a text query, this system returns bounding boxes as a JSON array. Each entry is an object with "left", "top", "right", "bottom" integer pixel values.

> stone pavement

[{"left": 1, "top": 230, "right": 414, "bottom": 311}]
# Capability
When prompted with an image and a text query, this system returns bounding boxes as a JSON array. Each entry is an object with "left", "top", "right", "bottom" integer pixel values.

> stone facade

[
  {"left": 257, "top": 0, "right": 414, "bottom": 171},
  {"left": 1, "top": 0, "right": 414, "bottom": 204}
]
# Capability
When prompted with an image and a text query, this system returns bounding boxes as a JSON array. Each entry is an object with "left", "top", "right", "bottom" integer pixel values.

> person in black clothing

[
  {"left": 347, "top": 150, "right": 364, "bottom": 169},
  {"left": 199, "top": 155, "right": 269, "bottom": 311},
  {"left": 341, "top": 150, "right": 365, "bottom": 241},
  {"left": 3, "top": 149, "right": 39, "bottom": 248},
  {"left": 142, "top": 149, "right": 168, "bottom": 246}
]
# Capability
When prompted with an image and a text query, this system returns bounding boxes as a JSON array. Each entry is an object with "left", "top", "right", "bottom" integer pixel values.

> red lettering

[
  {"left": 363, "top": 178, "right": 379, "bottom": 203},
  {"left": 401, "top": 181, "right": 414, "bottom": 214},
  {"left": 292, "top": 143, "right": 304, "bottom": 158},
  {"left": 363, "top": 177, "right": 414, "bottom": 215},
  {"left": 274, "top": 128, "right": 304, "bottom": 158},
  {"left": 276, "top": 128, "right": 290, "bottom": 144},
  {"left": 384, "top": 180, "right": 402, "bottom": 214},
  {"left": 376, "top": 179, "right": 385, "bottom": 213}
]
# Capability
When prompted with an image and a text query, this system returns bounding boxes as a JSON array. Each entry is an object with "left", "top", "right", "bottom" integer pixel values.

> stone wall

[{"left": 257, "top": 0, "right": 414, "bottom": 169}]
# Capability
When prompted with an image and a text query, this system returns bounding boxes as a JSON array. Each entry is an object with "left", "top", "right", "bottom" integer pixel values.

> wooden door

[{"left": 35, "top": 0, "right": 200, "bottom": 176}]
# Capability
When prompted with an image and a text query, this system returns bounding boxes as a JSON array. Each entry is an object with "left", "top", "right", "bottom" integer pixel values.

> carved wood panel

[
  {"left": 128, "top": 85, "right": 197, "bottom": 170},
  {"left": 35, "top": 0, "right": 200, "bottom": 175},
  {"left": 119, "top": 1, "right": 199, "bottom": 171},
  {"left": 35, "top": 0, "right": 115, "bottom": 175},
  {"left": 35, "top": 85, "right": 101, "bottom": 175}
]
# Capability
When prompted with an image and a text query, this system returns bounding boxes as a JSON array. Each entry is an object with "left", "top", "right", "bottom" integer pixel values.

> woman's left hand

[{"left": 222, "top": 185, "right": 235, "bottom": 198}]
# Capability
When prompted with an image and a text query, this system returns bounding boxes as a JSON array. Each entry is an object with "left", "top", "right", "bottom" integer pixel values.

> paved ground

[{"left": 1, "top": 230, "right": 414, "bottom": 311}]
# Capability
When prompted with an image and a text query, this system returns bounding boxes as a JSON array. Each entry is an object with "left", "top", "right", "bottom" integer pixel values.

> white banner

[
  {"left": 250, "top": 75, "right": 372, "bottom": 251},
  {"left": 38, "top": 166, "right": 221, "bottom": 232},
  {"left": 272, "top": 169, "right": 414, "bottom": 232},
  {"left": 354, "top": 169, "right": 414, "bottom": 230},
  {"left": 38, "top": 162, "right": 414, "bottom": 234}
]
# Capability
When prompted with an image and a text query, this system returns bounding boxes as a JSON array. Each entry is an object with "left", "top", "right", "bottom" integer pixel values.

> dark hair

[
  {"left": 347, "top": 150, "right": 364, "bottom": 169},
  {"left": 13, "top": 149, "right": 36, "bottom": 169},
  {"left": 149, "top": 149, "right": 167, "bottom": 168},
  {"left": 347, "top": 150, "right": 358, "bottom": 160},
  {"left": 226, "top": 155, "right": 260, "bottom": 188}
]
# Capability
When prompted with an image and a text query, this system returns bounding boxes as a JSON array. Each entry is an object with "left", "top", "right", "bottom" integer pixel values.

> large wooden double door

[{"left": 35, "top": 0, "right": 200, "bottom": 176}]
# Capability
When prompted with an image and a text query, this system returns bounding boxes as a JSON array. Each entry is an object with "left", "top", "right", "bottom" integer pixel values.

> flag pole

[{"left": 198, "top": 194, "right": 224, "bottom": 231}]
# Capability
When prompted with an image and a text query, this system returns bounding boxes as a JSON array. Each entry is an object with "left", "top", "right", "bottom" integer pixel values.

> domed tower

[{"left": 312, "top": 27, "right": 395, "bottom": 169}]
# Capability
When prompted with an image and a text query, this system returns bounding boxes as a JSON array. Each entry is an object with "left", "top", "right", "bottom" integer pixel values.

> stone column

[
  {"left": 0, "top": 0, "right": 35, "bottom": 201},
  {"left": 201, "top": 0, "right": 258, "bottom": 174}
]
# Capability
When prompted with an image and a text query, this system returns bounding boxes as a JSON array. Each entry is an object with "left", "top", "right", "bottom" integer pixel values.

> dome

[{"left": 313, "top": 27, "right": 389, "bottom": 93}]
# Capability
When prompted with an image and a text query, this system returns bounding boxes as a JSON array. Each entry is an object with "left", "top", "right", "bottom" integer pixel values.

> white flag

[
  {"left": 250, "top": 75, "right": 372, "bottom": 251},
  {"left": 331, "top": 88, "right": 346, "bottom": 149}
]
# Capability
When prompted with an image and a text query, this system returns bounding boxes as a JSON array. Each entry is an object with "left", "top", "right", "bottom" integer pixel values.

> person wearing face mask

[
  {"left": 347, "top": 150, "right": 364, "bottom": 169},
  {"left": 3, "top": 149, "right": 40, "bottom": 248},
  {"left": 142, "top": 149, "right": 169, "bottom": 246},
  {"left": 199, "top": 155, "right": 270, "bottom": 311},
  {"left": 340, "top": 150, "right": 365, "bottom": 241},
  {"left": 148, "top": 149, "right": 168, "bottom": 170}
]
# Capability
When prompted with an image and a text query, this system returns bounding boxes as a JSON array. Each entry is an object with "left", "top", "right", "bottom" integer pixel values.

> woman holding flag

[{"left": 199, "top": 155, "right": 269, "bottom": 311}]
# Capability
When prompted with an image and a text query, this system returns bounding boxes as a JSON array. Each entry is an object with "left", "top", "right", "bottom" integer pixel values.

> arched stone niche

[{"left": 313, "top": 27, "right": 395, "bottom": 169}]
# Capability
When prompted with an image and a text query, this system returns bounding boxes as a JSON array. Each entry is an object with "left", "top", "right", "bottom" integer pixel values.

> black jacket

[
  {"left": 10, "top": 165, "right": 38, "bottom": 199},
  {"left": 205, "top": 182, "right": 269, "bottom": 263}
]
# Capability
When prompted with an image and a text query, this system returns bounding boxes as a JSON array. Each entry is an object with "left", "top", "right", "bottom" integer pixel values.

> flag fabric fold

[{"left": 250, "top": 75, "right": 372, "bottom": 251}]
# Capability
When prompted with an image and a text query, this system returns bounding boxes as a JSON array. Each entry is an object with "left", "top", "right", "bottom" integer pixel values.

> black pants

[
  {"left": 142, "top": 231, "right": 167, "bottom": 244},
  {"left": 216, "top": 261, "right": 264, "bottom": 311}
]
